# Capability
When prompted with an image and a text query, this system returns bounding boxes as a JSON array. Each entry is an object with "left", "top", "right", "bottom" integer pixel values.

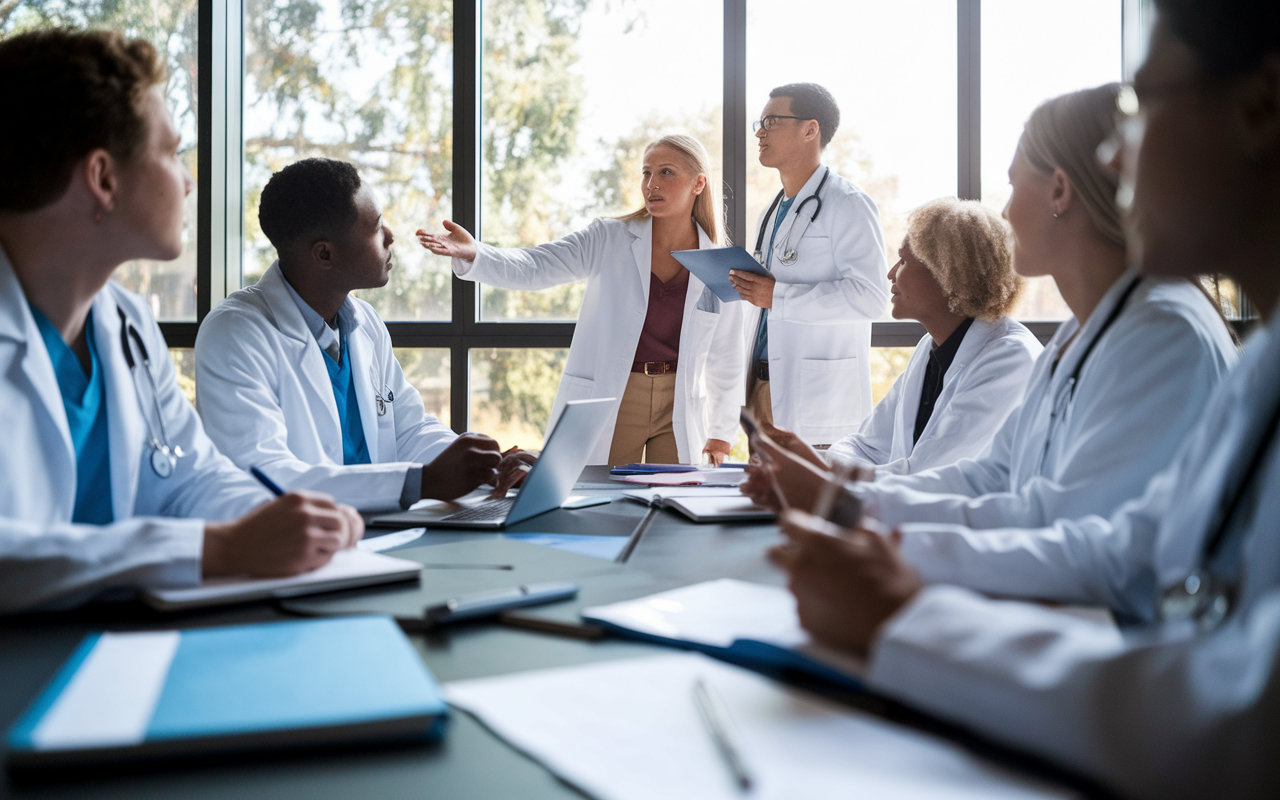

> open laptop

[{"left": 370, "top": 398, "right": 616, "bottom": 530}]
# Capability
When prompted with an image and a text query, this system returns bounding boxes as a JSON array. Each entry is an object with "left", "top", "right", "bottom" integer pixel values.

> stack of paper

[{"left": 446, "top": 653, "right": 1074, "bottom": 800}]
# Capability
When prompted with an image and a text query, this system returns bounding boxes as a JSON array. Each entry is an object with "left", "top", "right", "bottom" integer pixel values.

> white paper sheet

[
  {"left": 445, "top": 653, "right": 1075, "bottom": 800},
  {"left": 143, "top": 550, "right": 421, "bottom": 610},
  {"left": 32, "top": 631, "right": 180, "bottom": 750},
  {"left": 358, "top": 528, "right": 427, "bottom": 552}
]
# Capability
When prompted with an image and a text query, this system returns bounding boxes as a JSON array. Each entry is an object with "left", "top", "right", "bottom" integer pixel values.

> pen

[
  {"left": 250, "top": 466, "right": 286, "bottom": 497},
  {"left": 423, "top": 582, "right": 579, "bottom": 627},
  {"left": 693, "top": 677, "right": 754, "bottom": 792}
]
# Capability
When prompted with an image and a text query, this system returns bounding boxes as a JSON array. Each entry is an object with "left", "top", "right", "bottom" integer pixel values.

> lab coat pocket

[
  {"left": 786, "top": 235, "right": 837, "bottom": 283},
  {"left": 799, "top": 357, "right": 861, "bottom": 428},
  {"left": 561, "top": 373, "right": 596, "bottom": 402}
]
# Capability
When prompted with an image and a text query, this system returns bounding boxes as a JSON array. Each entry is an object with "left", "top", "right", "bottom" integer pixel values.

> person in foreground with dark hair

[
  {"left": 769, "top": 2, "right": 1280, "bottom": 796},
  {"left": 730, "top": 82, "right": 889, "bottom": 447},
  {"left": 0, "top": 30, "right": 364, "bottom": 613},
  {"left": 195, "top": 159, "right": 530, "bottom": 511}
]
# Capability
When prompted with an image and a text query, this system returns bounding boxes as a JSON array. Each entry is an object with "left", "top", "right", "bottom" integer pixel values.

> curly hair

[
  {"left": 0, "top": 29, "right": 165, "bottom": 212},
  {"left": 259, "top": 158, "right": 364, "bottom": 250},
  {"left": 907, "top": 198, "right": 1021, "bottom": 320}
]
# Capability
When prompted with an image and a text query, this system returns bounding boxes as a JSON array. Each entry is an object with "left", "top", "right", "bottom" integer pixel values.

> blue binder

[{"left": 6, "top": 616, "right": 447, "bottom": 770}]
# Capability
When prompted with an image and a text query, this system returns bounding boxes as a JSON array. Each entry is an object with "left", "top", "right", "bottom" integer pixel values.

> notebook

[
  {"left": 581, "top": 579, "right": 864, "bottom": 689},
  {"left": 142, "top": 549, "right": 422, "bottom": 611},
  {"left": 5, "top": 616, "right": 447, "bottom": 771},
  {"left": 446, "top": 653, "right": 1074, "bottom": 800},
  {"left": 622, "top": 488, "right": 775, "bottom": 523}
]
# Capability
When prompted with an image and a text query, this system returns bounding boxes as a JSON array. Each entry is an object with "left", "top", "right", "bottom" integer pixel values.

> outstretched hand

[
  {"left": 768, "top": 510, "right": 922, "bottom": 656},
  {"left": 416, "top": 219, "right": 479, "bottom": 261}
]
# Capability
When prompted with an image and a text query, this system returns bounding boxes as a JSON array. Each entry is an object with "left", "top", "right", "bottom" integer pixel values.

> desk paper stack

[
  {"left": 446, "top": 653, "right": 1075, "bottom": 800},
  {"left": 581, "top": 579, "right": 863, "bottom": 688}
]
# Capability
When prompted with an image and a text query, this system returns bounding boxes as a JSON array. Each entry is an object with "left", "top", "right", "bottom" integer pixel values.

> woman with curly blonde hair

[{"left": 756, "top": 198, "right": 1041, "bottom": 476}]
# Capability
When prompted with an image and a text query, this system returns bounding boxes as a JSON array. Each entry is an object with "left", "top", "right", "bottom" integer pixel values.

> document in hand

[
  {"left": 445, "top": 653, "right": 1074, "bottom": 800},
  {"left": 581, "top": 579, "right": 862, "bottom": 688},
  {"left": 141, "top": 549, "right": 422, "bottom": 611},
  {"left": 671, "top": 247, "right": 770, "bottom": 303},
  {"left": 5, "top": 616, "right": 448, "bottom": 771},
  {"left": 621, "top": 488, "right": 773, "bottom": 523}
]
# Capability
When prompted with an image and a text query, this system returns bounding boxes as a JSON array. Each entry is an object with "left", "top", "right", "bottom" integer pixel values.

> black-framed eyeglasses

[{"left": 752, "top": 115, "right": 811, "bottom": 132}]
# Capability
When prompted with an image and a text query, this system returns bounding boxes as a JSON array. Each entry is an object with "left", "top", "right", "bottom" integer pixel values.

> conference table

[{"left": 0, "top": 467, "right": 1093, "bottom": 799}]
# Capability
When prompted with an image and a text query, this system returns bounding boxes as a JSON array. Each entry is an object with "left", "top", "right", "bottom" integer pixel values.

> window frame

[{"left": 165, "top": 0, "right": 1150, "bottom": 432}]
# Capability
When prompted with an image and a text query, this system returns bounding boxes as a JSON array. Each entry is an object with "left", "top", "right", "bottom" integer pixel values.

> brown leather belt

[
  {"left": 755, "top": 360, "right": 770, "bottom": 382},
  {"left": 633, "top": 360, "right": 678, "bottom": 376}
]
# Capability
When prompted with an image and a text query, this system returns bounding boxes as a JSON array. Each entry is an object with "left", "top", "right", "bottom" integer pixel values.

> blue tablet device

[{"left": 672, "top": 247, "right": 770, "bottom": 302}]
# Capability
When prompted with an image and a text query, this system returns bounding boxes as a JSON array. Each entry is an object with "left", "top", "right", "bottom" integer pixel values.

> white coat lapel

[
  {"left": 257, "top": 264, "right": 342, "bottom": 441},
  {"left": 629, "top": 217, "right": 653, "bottom": 301},
  {"left": 345, "top": 317, "right": 381, "bottom": 463},
  {"left": 0, "top": 253, "right": 75, "bottom": 495},
  {"left": 895, "top": 340, "right": 930, "bottom": 449},
  {"left": 770, "top": 165, "right": 826, "bottom": 268},
  {"left": 941, "top": 318, "right": 989, "bottom": 391},
  {"left": 97, "top": 292, "right": 146, "bottom": 519}
]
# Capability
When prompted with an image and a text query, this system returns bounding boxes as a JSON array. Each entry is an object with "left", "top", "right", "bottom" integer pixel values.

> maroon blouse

[{"left": 633, "top": 270, "right": 689, "bottom": 364}]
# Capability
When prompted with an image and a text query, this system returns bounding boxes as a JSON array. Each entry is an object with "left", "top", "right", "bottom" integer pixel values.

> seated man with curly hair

[{"left": 754, "top": 198, "right": 1041, "bottom": 478}]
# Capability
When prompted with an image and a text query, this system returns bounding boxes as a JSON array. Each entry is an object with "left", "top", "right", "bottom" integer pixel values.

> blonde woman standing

[{"left": 418, "top": 136, "right": 744, "bottom": 465}]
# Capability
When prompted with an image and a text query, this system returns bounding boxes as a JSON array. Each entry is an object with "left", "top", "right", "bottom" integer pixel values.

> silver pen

[{"left": 693, "top": 677, "right": 754, "bottom": 792}]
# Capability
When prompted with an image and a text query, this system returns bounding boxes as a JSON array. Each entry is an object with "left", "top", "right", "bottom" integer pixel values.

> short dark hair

[
  {"left": 258, "top": 159, "right": 364, "bottom": 251},
  {"left": 0, "top": 29, "right": 165, "bottom": 212},
  {"left": 1155, "top": 0, "right": 1279, "bottom": 79},
  {"left": 769, "top": 83, "right": 840, "bottom": 148}
]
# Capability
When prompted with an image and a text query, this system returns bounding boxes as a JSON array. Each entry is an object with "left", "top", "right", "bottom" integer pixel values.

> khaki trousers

[
  {"left": 608, "top": 372, "right": 680, "bottom": 466},
  {"left": 746, "top": 378, "right": 774, "bottom": 427}
]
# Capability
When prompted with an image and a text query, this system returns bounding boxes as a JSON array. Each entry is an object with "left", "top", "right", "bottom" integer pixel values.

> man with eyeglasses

[{"left": 730, "top": 83, "right": 889, "bottom": 448}]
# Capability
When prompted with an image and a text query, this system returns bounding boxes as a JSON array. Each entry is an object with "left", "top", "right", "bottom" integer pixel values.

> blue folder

[
  {"left": 6, "top": 616, "right": 447, "bottom": 770},
  {"left": 671, "top": 247, "right": 770, "bottom": 302}
]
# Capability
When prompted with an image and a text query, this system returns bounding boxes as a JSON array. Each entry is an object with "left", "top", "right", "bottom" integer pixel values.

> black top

[{"left": 913, "top": 317, "right": 974, "bottom": 445}]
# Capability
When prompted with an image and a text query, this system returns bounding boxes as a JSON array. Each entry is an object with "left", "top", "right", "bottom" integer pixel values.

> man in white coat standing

[
  {"left": 769, "top": 4, "right": 1280, "bottom": 797},
  {"left": 730, "top": 83, "right": 890, "bottom": 446},
  {"left": 196, "top": 159, "right": 528, "bottom": 512}
]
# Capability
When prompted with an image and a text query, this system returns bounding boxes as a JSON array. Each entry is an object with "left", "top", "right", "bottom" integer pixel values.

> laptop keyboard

[{"left": 442, "top": 497, "right": 516, "bottom": 522}]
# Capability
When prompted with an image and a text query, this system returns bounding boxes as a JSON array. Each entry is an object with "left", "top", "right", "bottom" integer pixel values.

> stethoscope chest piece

[
  {"left": 780, "top": 249, "right": 799, "bottom": 266},
  {"left": 151, "top": 446, "right": 176, "bottom": 478}
]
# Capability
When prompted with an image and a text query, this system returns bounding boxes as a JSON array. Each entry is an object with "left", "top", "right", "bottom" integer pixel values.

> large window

[
  {"left": 2, "top": 0, "right": 200, "bottom": 322},
  {"left": 477, "top": 0, "right": 724, "bottom": 322},
  {"left": 241, "top": 0, "right": 454, "bottom": 321},
  {"left": 981, "top": 0, "right": 1123, "bottom": 320},
  {"left": 4, "top": 0, "right": 1155, "bottom": 434},
  {"left": 747, "top": 0, "right": 957, "bottom": 324}
]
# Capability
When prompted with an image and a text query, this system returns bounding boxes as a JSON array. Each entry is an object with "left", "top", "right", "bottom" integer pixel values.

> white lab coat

[
  {"left": 453, "top": 217, "right": 746, "bottom": 465},
  {"left": 747, "top": 166, "right": 890, "bottom": 444},
  {"left": 854, "top": 273, "right": 1237, "bottom": 530},
  {"left": 866, "top": 317, "right": 1280, "bottom": 799},
  {"left": 0, "top": 247, "right": 271, "bottom": 613},
  {"left": 827, "top": 317, "right": 1042, "bottom": 476},
  {"left": 194, "top": 262, "right": 457, "bottom": 511}
]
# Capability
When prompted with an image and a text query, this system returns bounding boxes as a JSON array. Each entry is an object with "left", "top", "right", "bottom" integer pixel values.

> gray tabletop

[{"left": 0, "top": 467, "right": 1086, "bottom": 798}]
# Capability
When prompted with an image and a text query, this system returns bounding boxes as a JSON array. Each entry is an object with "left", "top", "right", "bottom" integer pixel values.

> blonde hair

[
  {"left": 908, "top": 197, "right": 1022, "bottom": 320},
  {"left": 618, "top": 135, "right": 723, "bottom": 245},
  {"left": 1019, "top": 83, "right": 1125, "bottom": 248}
]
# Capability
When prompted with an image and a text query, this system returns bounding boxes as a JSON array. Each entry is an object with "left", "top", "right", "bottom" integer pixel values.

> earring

[{"left": 1052, "top": 212, "right": 1059, "bottom": 219}]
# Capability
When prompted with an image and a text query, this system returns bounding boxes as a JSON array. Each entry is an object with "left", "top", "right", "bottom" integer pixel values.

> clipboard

[{"left": 672, "top": 247, "right": 770, "bottom": 302}]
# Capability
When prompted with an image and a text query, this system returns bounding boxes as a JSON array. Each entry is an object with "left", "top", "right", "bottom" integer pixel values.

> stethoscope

[
  {"left": 753, "top": 167, "right": 830, "bottom": 268},
  {"left": 116, "top": 307, "right": 184, "bottom": 478},
  {"left": 1158, "top": 381, "right": 1280, "bottom": 632},
  {"left": 1034, "top": 276, "right": 1142, "bottom": 477},
  {"left": 370, "top": 367, "right": 394, "bottom": 416}
]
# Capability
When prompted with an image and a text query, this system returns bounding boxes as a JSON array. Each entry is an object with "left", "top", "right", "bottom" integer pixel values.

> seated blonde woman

[{"left": 759, "top": 198, "right": 1041, "bottom": 480}]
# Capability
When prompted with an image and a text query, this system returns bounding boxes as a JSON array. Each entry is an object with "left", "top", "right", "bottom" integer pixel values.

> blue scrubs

[
  {"left": 322, "top": 337, "right": 371, "bottom": 465},
  {"left": 30, "top": 306, "right": 114, "bottom": 524},
  {"left": 752, "top": 194, "right": 796, "bottom": 363}
]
